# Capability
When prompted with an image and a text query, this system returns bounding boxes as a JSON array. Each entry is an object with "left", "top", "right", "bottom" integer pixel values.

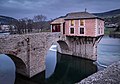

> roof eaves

[{"left": 64, "top": 17, "right": 104, "bottom": 20}]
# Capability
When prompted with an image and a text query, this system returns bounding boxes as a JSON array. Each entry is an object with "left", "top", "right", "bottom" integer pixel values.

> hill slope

[
  {"left": 0, "top": 15, "right": 17, "bottom": 25},
  {"left": 93, "top": 9, "right": 120, "bottom": 18}
]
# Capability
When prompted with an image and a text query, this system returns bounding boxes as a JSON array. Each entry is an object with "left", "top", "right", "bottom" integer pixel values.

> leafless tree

[
  {"left": 8, "top": 14, "right": 50, "bottom": 34},
  {"left": 33, "top": 15, "right": 47, "bottom": 32},
  {"left": 0, "top": 25, "right": 2, "bottom": 30},
  {"left": 14, "top": 18, "right": 33, "bottom": 34}
]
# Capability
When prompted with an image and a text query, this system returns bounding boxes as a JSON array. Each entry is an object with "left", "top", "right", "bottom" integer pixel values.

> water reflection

[
  {"left": 0, "top": 54, "right": 15, "bottom": 84},
  {"left": 14, "top": 52, "right": 97, "bottom": 84},
  {"left": 46, "top": 53, "right": 97, "bottom": 84},
  {"left": 46, "top": 45, "right": 57, "bottom": 78}
]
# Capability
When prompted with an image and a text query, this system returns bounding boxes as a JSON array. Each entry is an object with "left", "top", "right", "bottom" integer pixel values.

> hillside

[
  {"left": 94, "top": 9, "right": 120, "bottom": 30},
  {"left": 94, "top": 9, "right": 120, "bottom": 18},
  {"left": 0, "top": 15, "right": 17, "bottom": 25},
  {"left": 94, "top": 9, "right": 120, "bottom": 36}
]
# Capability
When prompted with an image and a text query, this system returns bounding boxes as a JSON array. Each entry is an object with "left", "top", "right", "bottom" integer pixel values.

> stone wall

[
  {"left": 29, "top": 32, "right": 61, "bottom": 77},
  {"left": 0, "top": 32, "right": 102, "bottom": 77},
  {"left": 65, "top": 36, "right": 102, "bottom": 61},
  {"left": 0, "top": 32, "right": 62, "bottom": 77},
  {"left": 0, "top": 34, "right": 29, "bottom": 76}
]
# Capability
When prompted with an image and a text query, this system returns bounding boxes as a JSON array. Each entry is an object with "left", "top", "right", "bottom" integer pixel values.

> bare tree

[
  {"left": 14, "top": 18, "right": 33, "bottom": 34},
  {"left": 27, "top": 19, "right": 33, "bottom": 33},
  {"left": 8, "top": 19, "right": 18, "bottom": 34},
  {"left": 33, "top": 15, "right": 47, "bottom": 32},
  {"left": 8, "top": 14, "right": 50, "bottom": 34},
  {"left": 0, "top": 25, "right": 2, "bottom": 30}
]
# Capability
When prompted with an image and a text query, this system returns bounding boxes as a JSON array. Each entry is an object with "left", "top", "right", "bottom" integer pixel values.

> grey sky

[{"left": 0, "top": 0, "right": 120, "bottom": 19}]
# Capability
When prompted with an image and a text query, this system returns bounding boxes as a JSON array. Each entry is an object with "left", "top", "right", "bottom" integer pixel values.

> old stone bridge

[{"left": 0, "top": 32, "right": 101, "bottom": 77}]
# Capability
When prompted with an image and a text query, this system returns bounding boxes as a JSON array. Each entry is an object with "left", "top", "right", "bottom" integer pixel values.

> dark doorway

[
  {"left": 52, "top": 24, "right": 60, "bottom": 32},
  {"left": 63, "top": 23, "right": 65, "bottom": 34}
]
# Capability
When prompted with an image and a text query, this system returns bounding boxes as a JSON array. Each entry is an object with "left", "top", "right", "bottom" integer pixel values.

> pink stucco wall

[
  {"left": 98, "top": 19, "right": 104, "bottom": 35},
  {"left": 65, "top": 20, "right": 79, "bottom": 36},
  {"left": 65, "top": 21, "right": 69, "bottom": 35},
  {"left": 65, "top": 19, "right": 104, "bottom": 37},
  {"left": 85, "top": 19, "right": 96, "bottom": 36}
]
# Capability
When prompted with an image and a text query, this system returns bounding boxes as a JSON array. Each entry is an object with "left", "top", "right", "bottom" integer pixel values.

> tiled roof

[
  {"left": 51, "top": 12, "right": 103, "bottom": 24},
  {"left": 65, "top": 12, "right": 99, "bottom": 20},
  {"left": 51, "top": 17, "right": 65, "bottom": 24}
]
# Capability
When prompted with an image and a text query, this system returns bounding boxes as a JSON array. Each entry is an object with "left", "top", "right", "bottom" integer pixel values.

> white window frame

[
  {"left": 69, "top": 27, "right": 75, "bottom": 34},
  {"left": 79, "top": 19, "right": 85, "bottom": 27},
  {"left": 69, "top": 20, "right": 75, "bottom": 27},
  {"left": 98, "top": 27, "right": 100, "bottom": 34},
  {"left": 69, "top": 20, "right": 75, "bottom": 35},
  {"left": 78, "top": 19, "right": 85, "bottom": 35},
  {"left": 79, "top": 27, "right": 85, "bottom": 35}
]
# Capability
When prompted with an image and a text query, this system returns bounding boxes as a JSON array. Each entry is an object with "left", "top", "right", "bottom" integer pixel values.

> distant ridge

[
  {"left": 93, "top": 9, "right": 120, "bottom": 17},
  {"left": 0, "top": 15, "right": 17, "bottom": 25}
]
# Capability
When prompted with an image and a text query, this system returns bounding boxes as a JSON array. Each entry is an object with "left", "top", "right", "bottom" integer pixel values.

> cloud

[{"left": 0, "top": 0, "right": 120, "bottom": 19}]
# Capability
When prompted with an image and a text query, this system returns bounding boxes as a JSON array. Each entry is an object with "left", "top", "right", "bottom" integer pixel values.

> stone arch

[
  {"left": 57, "top": 40, "right": 70, "bottom": 54},
  {"left": 6, "top": 54, "right": 27, "bottom": 76},
  {"left": 46, "top": 39, "right": 70, "bottom": 56}
]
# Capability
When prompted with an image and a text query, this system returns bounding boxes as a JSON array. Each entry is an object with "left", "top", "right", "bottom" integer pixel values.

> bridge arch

[
  {"left": 57, "top": 40, "right": 69, "bottom": 54},
  {"left": 49, "top": 39, "right": 70, "bottom": 54},
  {"left": 5, "top": 54, "right": 28, "bottom": 76}
]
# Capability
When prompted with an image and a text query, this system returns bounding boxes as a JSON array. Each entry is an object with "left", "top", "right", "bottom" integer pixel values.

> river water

[
  {"left": 0, "top": 36, "right": 120, "bottom": 84},
  {"left": 97, "top": 36, "right": 120, "bottom": 68}
]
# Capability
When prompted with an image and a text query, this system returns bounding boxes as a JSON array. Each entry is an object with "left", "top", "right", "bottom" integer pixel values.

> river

[
  {"left": 0, "top": 36, "right": 120, "bottom": 84},
  {"left": 97, "top": 36, "right": 120, "bottom": 69}
]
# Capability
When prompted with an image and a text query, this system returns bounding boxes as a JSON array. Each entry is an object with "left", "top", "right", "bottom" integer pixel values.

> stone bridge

[
  {"left": 0, "top": 32, "right": 100, "bottom": 77},
  {"left": 0, "top": 32, "right": 65, "bottom": 77}
]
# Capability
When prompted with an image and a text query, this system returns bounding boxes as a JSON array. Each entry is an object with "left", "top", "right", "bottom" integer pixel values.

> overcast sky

[{"left": 0, "top": 0, "right": 120, "bottom": 19}]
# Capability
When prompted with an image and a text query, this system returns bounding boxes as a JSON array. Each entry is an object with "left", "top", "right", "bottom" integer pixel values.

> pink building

[{"left": 51, "top": 12, "right": 104, "bottom": 37}]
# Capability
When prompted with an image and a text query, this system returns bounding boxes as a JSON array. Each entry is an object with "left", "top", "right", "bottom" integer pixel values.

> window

[
  {"left": 80, "top": 20, "right": 84, "bottom": 26},
  {"left": 101, "top": 28, "right": 102, "bottom": 34},
  {"left": 63, "top": 23, "right": 65, "bottom": 34},
  {"left": 70, "top": 28, "right": 74, "bottom": 34},
  {"left": 71, "top": 20, "right": 74, "bottom": 26},
  {"left": 80, "top": 28, "right": 84, "bottom": 34},
  {"left": 98, "top": 28, "right": 100, "bottom": 34}
]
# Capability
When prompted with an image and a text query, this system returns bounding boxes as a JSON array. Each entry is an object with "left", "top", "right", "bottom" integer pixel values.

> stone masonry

[
  {"left": 0, "top": 32, "right": 62, "bottom": 77},
  {"left": 76, "top": 61, "right": 120, "bottom": 84},
  {"left": 0, "top": 32, "right": 101, "bottom": 77}
]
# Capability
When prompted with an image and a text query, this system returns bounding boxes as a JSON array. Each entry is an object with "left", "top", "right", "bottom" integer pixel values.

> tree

[
  {"left": 33, "top": 15, "right": 47, "bottom": 32},
  {"left": 0, "top": 25, "right": 2, "bottom": 30},
  {"left": 8, "top": 14, "right": 50, "bottom": 34},
  {"left": 14, "top": 18, "right": 34, "bottom": 34},
  {"left": 9, "top": 19, "right": 18, "bottom": 34},
  {"left": 26, "top": 19, "right": 33, "bottom": 33}
]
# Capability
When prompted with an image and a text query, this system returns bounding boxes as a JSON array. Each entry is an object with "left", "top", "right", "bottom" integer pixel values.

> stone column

[
  {"left": 51, "top": 25, "right": 52, "bottom": 32},
  {"left": 61, "top": 23, "right": 63, "bottom": 34}
]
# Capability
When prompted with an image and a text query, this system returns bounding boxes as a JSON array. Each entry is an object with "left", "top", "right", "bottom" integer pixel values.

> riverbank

[
  {"left": 109, "top": 32, "right": 120, "bottom": 38},
  {"left": 104, "top": 28, "right": 120, "bottom": 38},
  {"left": 76, "top": 61, "right": 120, "bottom": 84}
]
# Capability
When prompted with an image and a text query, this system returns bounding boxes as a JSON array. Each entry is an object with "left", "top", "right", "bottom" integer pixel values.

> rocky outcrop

[{"left": 77, "top": 61, "right": 120, "bottom": 84}]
